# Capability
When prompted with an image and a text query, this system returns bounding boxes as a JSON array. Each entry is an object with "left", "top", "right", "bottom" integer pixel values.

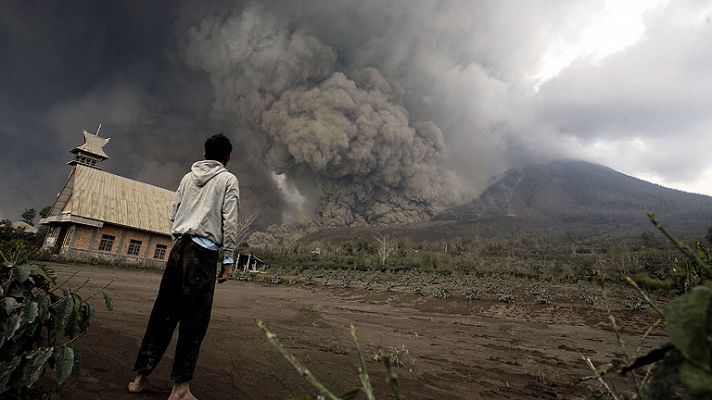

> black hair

[{"left": 204, "top": 133, "right": 232, "bottom": 161}]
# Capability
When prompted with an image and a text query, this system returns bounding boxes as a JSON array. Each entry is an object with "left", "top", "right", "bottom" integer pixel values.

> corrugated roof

[
  {"left": 73, "top": 130, "right": 110, "bottom": 159},
  {"left": 62, "top": 165, "right": 175, "bottom": 235}
]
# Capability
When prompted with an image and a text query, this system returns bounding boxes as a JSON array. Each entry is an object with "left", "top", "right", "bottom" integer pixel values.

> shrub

[
  {"left": 464, "top": 288, "right": 480, "bottom": 301},
  {"left": 623, "top": 294, "right": 648, "bottom": 312},
  {"left": 340, "top": 274, "right": 351, "bottom": 289},
  {"left": 432, "top": 285, "right": 449, "bottom": 299},
  {"left": 372, "top": 344, "right": 415, "bottom": 370},
  {"left": 497, "top": 287, "right": 516, "bottom": 303},
  {"left": 633, "top": 272, "right": 674, "bottom": 291},
  {"left": 302, "top": 273, "right": 313, "bottom": 286},
  {"left": 576, "top": 282, "right": 597, "bottom": 306},
  {"left": 529, "top": 282, "right": 553, "bottom": 304},
  {"left": 0, "top": 252, "right": 112, "bottom": 397}
]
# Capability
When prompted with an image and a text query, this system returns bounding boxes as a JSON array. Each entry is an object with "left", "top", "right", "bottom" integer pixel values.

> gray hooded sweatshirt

[{"left": 170, "top": 160, "right": 240, "bottom": 261}]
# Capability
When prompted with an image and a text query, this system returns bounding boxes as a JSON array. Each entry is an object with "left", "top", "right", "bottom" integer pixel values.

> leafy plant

[
  {"left": 0, "top": 251, "right": 112, "bottom": 397},
  {"left": 585, "top": 213, "right": 712, "bottom": 398},
  {"left": 372, "top": 344, "right": 415, "bottom": 371},
  {"left": 464, "top": 288, "right": 480, "bottom": 301},
  {"left": 529, "top": 282, "right": 553, "bottom": 305},
  {"left": 497, "top": 287, "right": 516, "bottom": 303},
  {"left": 623, "top": 294, "right": 648, "bottom": 312},
  {"left": 577, "top": 282, "right": 598, "bottom": 306},
  {"left": 340, "top": 274, "right": 351, "bottom": 289},
  {"left": 432, "top": 285, "right": 449, "bottom": 299}
]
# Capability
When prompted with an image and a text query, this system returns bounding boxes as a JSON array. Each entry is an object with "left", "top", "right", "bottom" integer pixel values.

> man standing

[{"left": 128, "top": 134, "right": 239, "bottom": 400}]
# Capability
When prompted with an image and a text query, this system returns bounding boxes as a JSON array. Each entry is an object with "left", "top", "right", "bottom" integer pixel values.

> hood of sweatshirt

[{"left": 191, "top": 160, "right": 227, "bottom": 187}]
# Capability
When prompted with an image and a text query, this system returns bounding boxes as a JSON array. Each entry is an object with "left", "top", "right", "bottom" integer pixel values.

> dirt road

[{"left": 49, "top": 263, "right": 662, "bottom": 399}]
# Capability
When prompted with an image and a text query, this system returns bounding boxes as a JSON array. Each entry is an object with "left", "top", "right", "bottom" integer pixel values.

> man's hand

[{"left": 218, "top": 263, "right": 232, "bottom": 284}]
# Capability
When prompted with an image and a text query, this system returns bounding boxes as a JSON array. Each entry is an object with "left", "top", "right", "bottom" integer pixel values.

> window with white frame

[
  {"left": 127, "top": 239, "right": 142, "bottom": 256},
  {"left": 154, "top": 244, "right": 167, "bottom": 260},
  {"left": 98, "top": 234, "right": 115, "bottom": 252}
]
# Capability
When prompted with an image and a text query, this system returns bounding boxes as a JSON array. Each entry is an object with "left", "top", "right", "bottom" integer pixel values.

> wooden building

[{"left": 40, "top": 128, "right": 175, "bottom": 267}]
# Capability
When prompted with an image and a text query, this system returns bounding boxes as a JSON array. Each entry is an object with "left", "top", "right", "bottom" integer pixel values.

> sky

[{"left": 1, "top": 0, "right": 711, "bottom": 224}]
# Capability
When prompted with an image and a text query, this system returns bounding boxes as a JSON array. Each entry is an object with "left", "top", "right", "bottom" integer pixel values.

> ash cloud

[{"left": 183, "top": 4, "right": 464, "bottom": 225}]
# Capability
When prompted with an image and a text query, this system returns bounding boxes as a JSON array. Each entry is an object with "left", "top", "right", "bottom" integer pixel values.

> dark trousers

[{"left": 133, "top": 237, "right": 219, "bottom": 382}]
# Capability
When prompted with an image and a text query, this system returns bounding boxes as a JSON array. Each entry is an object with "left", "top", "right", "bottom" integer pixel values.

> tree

[
  {"left": 21, "top": 208, "right": 36, "bottom": 226},
  {"left": 374, "top": 234, "right": 394, "bottom": 267},
  {"left": 231, "top": 211, "right": 257, "bottom": 248},
  {"left": 39, "top": 206, "right": 52, "bottom": 219},
  {"left": 706, "top": 224, "right": 712, "bottom": 247}
]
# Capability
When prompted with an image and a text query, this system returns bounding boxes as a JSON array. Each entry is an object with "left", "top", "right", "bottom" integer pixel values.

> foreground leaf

[
  {"left": 341, "top": 388, "right": 361, "bottom": 400},
  {"left": 24, "top": 301, "right": 38, "bottom": 324},
  {"left": 0, "top": 356, "right": 22, "bottom": 392},
  {"left": 63, "top": 293, "right": 83, "bottom": 338},
  {"left": 3, "top": 312, "right": 24, "bottom": 342},
  {"left": 102, "top": 290, "right": 113, "bottom": 311},
  {"left": 2, "top": 297, "right": 20, "bottom": 314},
  {"left": 664, "top": 285, "right": 712, "bottom": 369},
  {"left": 22, "top": 347, "right": 53, "bottom": 388},
  {"left": 680, "top": 361, "right": 712, "bottom": 396},
  {"left": 647, "top": 350, "right": 683, "bottom": 400},
  {"left": 55, "top": 346, "right": 75, "bottom": 385},
  {"left": 622, "top": 344, "right": 674, "bottom": 374},
  {"left": 39, "top": 264, "right": 57, "bottom": 284},
  {"left": 57, "top": 289, "right": 75, "bottom": 330},
  {"left": 36, "top": 292, "right": 49, "bottom": 323},
  {"left": 13, "top": 263, "right": 31, "bottom": 283}
]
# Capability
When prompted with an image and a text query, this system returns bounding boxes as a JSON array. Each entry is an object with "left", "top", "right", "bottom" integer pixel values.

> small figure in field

[{"left": 128, "top": 134, "right": 239, "bottom": 400}]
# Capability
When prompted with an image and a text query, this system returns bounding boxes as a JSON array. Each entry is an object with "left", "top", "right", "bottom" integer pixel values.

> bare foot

[
  {"left": 128, "top": 374, "right": 148, "bottom": 393},
  {"left": 168, "top": 382, "right": 197, "bottom": 400}
]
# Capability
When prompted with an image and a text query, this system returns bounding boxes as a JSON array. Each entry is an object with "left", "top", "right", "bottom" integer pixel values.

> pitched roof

[
  {"left": 72, "top": 130, "right": 110, "bottom": 159},
  {"left": 60, "top": 165, "right": 175, "bottom": 235}
]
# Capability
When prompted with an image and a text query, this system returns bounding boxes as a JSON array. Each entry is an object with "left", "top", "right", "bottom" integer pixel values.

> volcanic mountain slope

[
  {"left": 436, "top": 159, "right": 712, "bottom": 227},
  {"left": 297, "top": 160, "right": 712, "bottom": 244}
]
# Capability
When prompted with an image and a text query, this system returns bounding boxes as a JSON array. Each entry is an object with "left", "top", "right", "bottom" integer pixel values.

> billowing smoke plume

[{"left": 183, "top": 4, "right": 463, "bottom": 226}]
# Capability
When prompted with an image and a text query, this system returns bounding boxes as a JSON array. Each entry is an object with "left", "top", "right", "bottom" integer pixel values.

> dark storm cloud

[
  {"left": 0, "top": 1, "right": 286, "bottom": 225},
  {"left": 0, "top": 1, "right": 181, "bottom": 219}
]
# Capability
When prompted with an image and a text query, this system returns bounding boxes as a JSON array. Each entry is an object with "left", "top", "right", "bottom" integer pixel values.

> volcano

[
  {"left": 435, "top": 159, "right": 712, "bottom": 228},
  {"left": 298, "top": 160, "right": 712, "bottom": 243}
]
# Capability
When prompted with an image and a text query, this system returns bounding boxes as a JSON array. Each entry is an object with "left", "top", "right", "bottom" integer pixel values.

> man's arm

[
  {"left": 218, "top": 176, "right": 240, "bottom": 282},
  {"left": 170, "top": 175, "right": 186, "bottom": 241}
]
